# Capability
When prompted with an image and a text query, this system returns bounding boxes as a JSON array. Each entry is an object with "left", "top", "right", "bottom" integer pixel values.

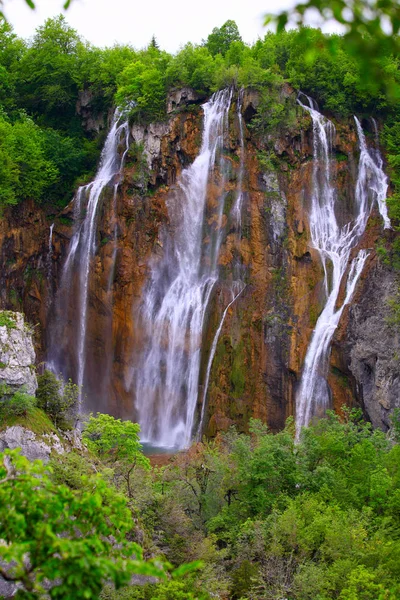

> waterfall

[
  {"left": 295, "top": 95, "right": 390, "bottom": 438},
  {"left": 47, "top": 111, "right": 129, "bottom": 403},
  {"left": 47, "top": 223, "right": 54, "bottom": 285},
  {"left": 134, "top": 89, "right": 234, "bottom": 449},
  {"left": 354, "top": 117, "right": 390, "bottom": 229}
]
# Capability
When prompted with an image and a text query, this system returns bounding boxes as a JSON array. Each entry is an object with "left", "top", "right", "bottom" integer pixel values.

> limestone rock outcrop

[
  {"left": 0, "top": 425, "right": 63, "bottom": 462},
  {"left": 0, "top": 311, "right": 37, "bottom": 396},
  {"left": 0, "top": 425, "right": 84, "bottom": 463}
]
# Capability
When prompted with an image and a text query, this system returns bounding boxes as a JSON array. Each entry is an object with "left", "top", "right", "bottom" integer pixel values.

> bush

[
  {"left": 0, "top": 390, "right": 36, "bottom": 418},
  {"left": 36, "top": 370, "right": 79, "bottom": 429}
]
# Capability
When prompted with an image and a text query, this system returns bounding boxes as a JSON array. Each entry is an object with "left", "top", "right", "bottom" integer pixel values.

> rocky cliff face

[
  {"left": 0, "top": 87, "right": 397, "bottom": 437},
  {"left": 331, "top": 254, "right": 400, "bottom": 428}
]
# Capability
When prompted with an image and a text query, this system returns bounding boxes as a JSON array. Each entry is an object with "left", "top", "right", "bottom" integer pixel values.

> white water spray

[{"left": 295, "top": 95, "right": 390, "bottom": 438}]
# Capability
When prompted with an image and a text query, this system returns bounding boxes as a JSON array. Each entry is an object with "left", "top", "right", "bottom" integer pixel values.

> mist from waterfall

[{"left": 295, "top": 94, "right": 390, "bottom": 438}]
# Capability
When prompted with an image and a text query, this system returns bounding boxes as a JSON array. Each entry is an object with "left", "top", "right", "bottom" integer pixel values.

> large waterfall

[
  {"left": 295, "top": 95, "right": 390, "bottom": 437},
  {"left": 133, "top": 89, "right": 238, "bottom": 449},
  {"left": 47, "top": 111, "right": 129, "bottom": 404}
]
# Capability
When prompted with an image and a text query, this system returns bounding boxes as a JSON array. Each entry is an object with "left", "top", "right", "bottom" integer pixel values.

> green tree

[
  {"left": 36, "top": 370, "right": 79, "bottom": 429},
  {"left": 266, "top": 0, "right": 400, "bottom": 100},
  {"left": 0, "top": 19, "right": 26, "bottom": 114},
  {"left": 82, "top": 413, "right": 150, "bottom": 498},
  {"left": 41, "top": 128, "right": 97, "bottom": 206},
  {"left": 0, "top": 114, "right": 58, "bottom": 206},
  {"left": 165, "top": 43, "right": 216, "bottom": 93},
  {"left": 206, "top": 20, "right": 242, "bottom": 57},
  {"left": 15, "top": 15, "right": 83, "bottom": 130},
  {"left": 149, "top": 35, "right": 159, "bottom": 50},
  {"left": 0, "top": 449, "right": 166, "bottom": 598},
  {"left": 115, "top": 48, "right": 170, "bottom": 123}
]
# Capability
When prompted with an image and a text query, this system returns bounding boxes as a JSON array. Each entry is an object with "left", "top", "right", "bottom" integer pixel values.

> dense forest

[
  {"left": 1, "top": 11, "right": 400, "bottom": 599},
  {"left": 2, "top": 379, "right": 400, "bottom": 599}
]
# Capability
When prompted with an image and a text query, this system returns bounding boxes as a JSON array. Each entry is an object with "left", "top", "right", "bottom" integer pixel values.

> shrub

[
  {"left": 36, "top": 370, "right": 79, "bottom": 429},
  {"left": 0, "top": 390, "right": 36, "bottom": 418}
]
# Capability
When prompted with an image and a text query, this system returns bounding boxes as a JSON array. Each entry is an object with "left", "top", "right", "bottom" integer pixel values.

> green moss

[
  {"left": 376, "top": 236, "right": 400, "bottom": 270},
  {"left": 0, "top": 362, "right": 7, "bottom": 369},
  {"left": 257, "top": 150, "right": 278, "bottom": 172},
  {"left": 386, "top": 289, "right": 400, "bottom": 330},
  {"left": 0, "top": 311, "right": 16, "bottom": 330},
  {"left": 58, "top": 215, "right": 74, "bottom": 227},
  {"left": 331, "top": 366, "right": 351, "bottom": 389},
  {"left": 271, "top": 267, "right": 290, "bottom": 301},
  {"left": 309, "top": 305, "right": 320, "bottom": 328},
  {"left": 215, "top": 335, "right": 229, "bottom": 365},
  {"left": 230, "top": 340, "right": 246, "bottom": 398},
  {"left": 366, "top": 216, "right": 381, "bottom": 230},
  {"left": 0, "top": 406, "right": 57, "bottom": 435}
]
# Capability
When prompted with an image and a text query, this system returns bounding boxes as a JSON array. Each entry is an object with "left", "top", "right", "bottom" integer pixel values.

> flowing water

[
  {"left": 295, "top": 95, "right": 390, "bottom": 438},
  {"left": 134, "top": 89, "right": 236, "bottom": 449},
  {"left": 46, "top": 223, "right": 54, "bottom": 296},
  {"left": 47, "top": 111, "right": 129, "bottom": 404}
]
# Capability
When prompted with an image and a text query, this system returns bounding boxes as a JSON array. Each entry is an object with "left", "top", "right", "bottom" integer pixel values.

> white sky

[{"left": 3, "top": 0, "right": 296, "bottom": 53}]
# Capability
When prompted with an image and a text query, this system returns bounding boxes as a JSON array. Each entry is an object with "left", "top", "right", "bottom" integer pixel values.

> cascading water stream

[
  {"left": 47, "top": 223, "right": 54, "bottom": 286},
  {"left": 354, "top": 116, "right": 390, "bottom": 229},
  {"left": 295, "top": 95, "right": 390, "bottom": 438},
  {"left": 197, "top": 90, "right": 247, "bottom": 438},
  {"left": 47, "top": 111, "right": 129, "bottom": 403},
  {"left": 134, "top": 89, "right": 234, "bottom": 449}
]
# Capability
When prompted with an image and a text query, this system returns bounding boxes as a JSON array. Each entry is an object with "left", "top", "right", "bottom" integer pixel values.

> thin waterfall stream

[
  {"left": 46, "top": 223, "right": 54, "bottom": 300},
  {"left": 295, "top": 94, "right": 390, "bottom": 438}
]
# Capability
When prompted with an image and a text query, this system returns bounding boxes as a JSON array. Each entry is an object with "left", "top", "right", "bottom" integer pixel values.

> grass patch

[{"left": 0, "top": 407, "right": 57, "bottom": 435}]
